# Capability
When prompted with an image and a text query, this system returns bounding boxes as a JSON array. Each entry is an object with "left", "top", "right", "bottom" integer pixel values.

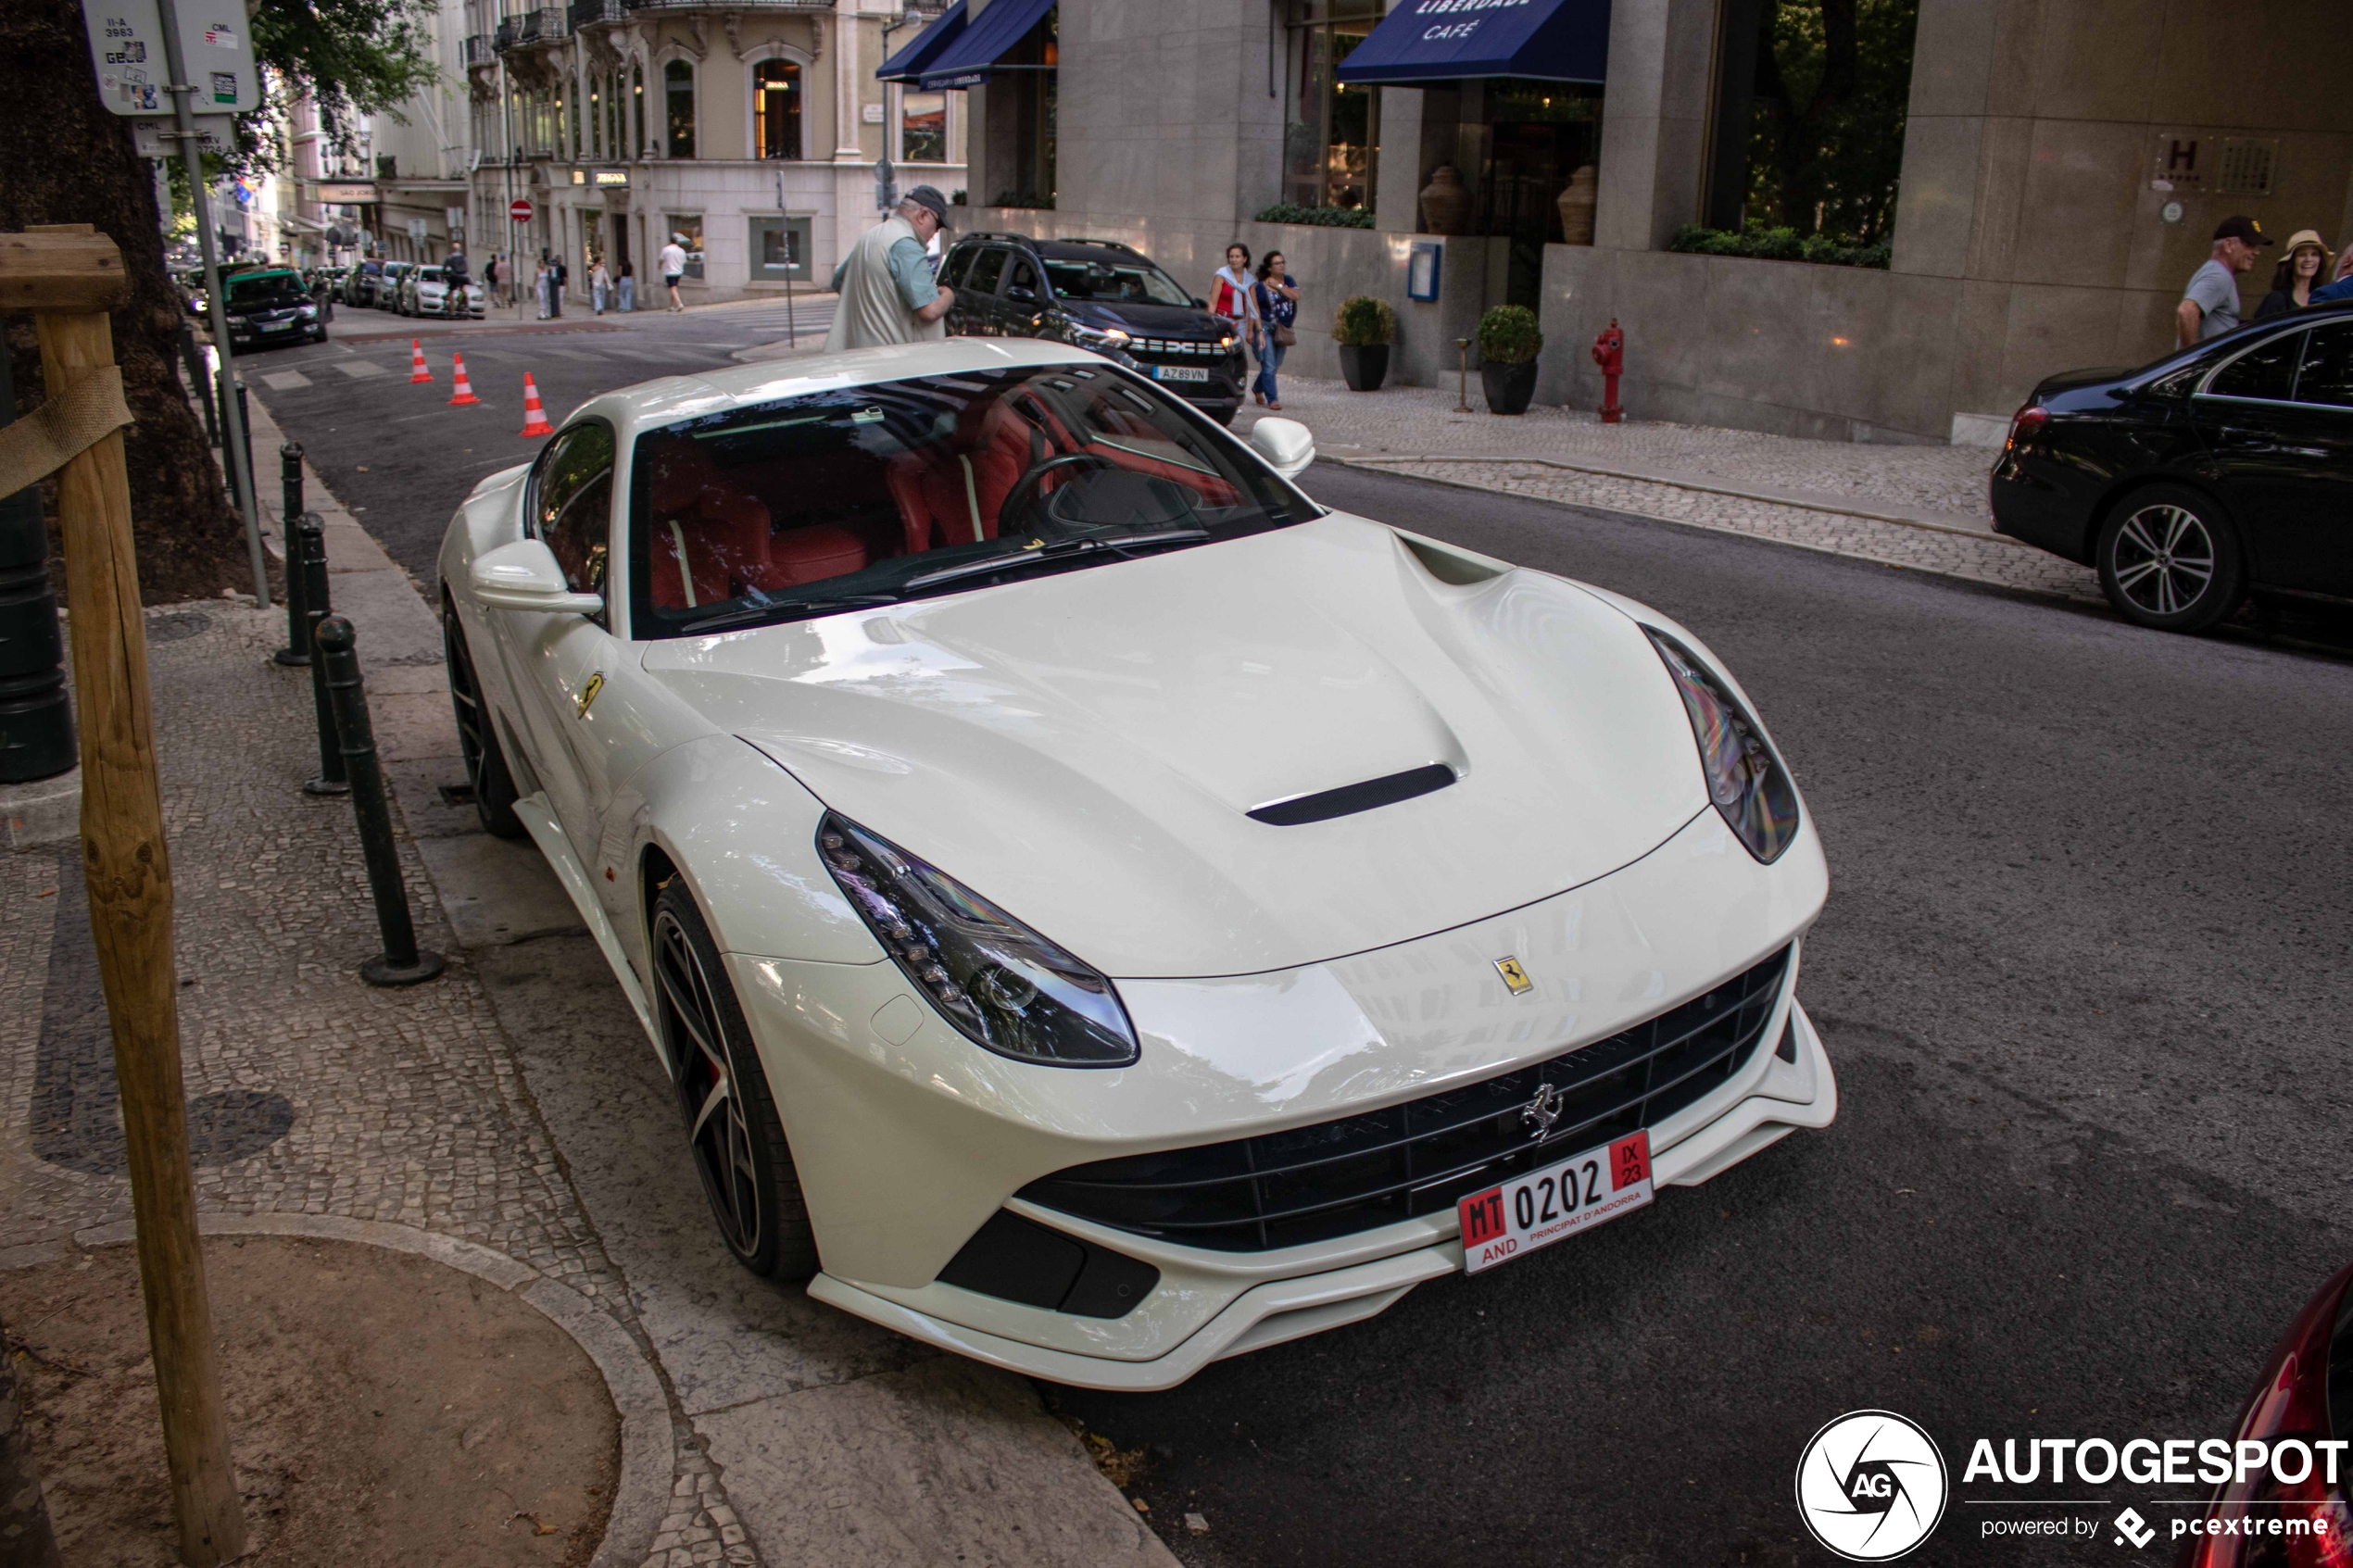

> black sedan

[
  {"left": 1991, "top": 301, "right": 2353, "bottom": 632},
  {"left": 212, "top": 268, "right": 327, "bottom": 350}
]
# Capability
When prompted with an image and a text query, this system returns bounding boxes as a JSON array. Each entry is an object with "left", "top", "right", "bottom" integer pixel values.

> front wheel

[
  {"left": 441, "top": 602, "right": 525, "bottom": 839},
  {"left": 2095, "top": 485, "right": 2245, "bottom": 633},
  {"left": 651, "top": 884, "right": 820, "bottom": 1281}
]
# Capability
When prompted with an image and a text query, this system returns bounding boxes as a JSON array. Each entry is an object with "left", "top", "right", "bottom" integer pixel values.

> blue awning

[
  {"left": 1335, "top": 0, "right": 1610, "bottom": 85},
  {"left": 915, "top": 0, "right": 1054, "bottom": 91},
  {"left": 878, "top": 1, "right": 968, "bottom": 84}
]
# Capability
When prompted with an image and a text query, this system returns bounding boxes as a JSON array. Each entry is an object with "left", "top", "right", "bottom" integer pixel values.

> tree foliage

[{"left": 1745, "top": 0, "right": 1919, "bottom": 245}]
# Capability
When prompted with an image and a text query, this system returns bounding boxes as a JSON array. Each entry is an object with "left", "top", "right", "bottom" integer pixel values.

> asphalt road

[{"left": 256, "top": 341, "right": 2353, "bottom": 1567}]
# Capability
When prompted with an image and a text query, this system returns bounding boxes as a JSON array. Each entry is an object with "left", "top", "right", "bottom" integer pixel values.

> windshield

[
  {"left": 420, "top": 269, "right": 445, "bottom": 283},
  {"left": 628, "top": 364, "right": 1312, "bottom": 638},
  {"left": 1042, "top": 257, "right": 1194, "bottom": 307},
  {"left": 226, "top": 274, "right": 305, "bottom": 307}
]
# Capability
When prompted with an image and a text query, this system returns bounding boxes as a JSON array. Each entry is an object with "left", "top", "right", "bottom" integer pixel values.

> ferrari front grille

[{"left": 1021, "top": 946, "right": 1793, "bottom": 1252}]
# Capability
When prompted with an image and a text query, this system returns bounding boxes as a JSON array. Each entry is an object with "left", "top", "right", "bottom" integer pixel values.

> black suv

[{"left": 940, "top": 235, "right": 1248, "bottom": 424}]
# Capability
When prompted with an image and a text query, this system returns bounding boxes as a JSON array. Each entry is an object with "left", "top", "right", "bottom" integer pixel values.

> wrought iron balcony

[
  {"left": 462, "top": 33, "right": 497, "bottom": 67},
  {"left": 567, "top": 0, "right": 624, "bottom": 29},
  {"left": 497, "top": 6, "right": 567, "bottom": 48},
  {"left": 492, "top": 16, "right": 520, "bottom": 48}
]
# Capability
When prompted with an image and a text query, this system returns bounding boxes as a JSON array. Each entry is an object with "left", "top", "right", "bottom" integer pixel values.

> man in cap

[
  {"left": 825, "top": 184, "right": 956, "bottom": 351},
  {"left": 2177, "top": 216, "right": 2271, "bottom": 347}
]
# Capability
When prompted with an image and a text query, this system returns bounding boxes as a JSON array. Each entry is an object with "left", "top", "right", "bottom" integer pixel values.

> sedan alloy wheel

[{"left": 2095, "top": 486, "right": 2244, "bottom": 633}]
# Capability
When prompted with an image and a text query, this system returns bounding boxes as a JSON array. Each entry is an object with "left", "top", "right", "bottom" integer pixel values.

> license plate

[
  {"left": 260, "top": 320, "right": 291, "bottom": 331},
  {"left": 1458, "top": 1130, "right": 1654, "bottom": 1275},
  {"left": 1154, "top": 364, "right": 1210, "bottom": 383}
]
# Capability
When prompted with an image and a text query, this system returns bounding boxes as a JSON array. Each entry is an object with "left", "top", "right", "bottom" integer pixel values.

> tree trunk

[
  {"left": 0, "top": 0, "right": 248, "bottom": 607},
  {"left": 0, "top": 1312, "right": 64, "bottom": 1568}
]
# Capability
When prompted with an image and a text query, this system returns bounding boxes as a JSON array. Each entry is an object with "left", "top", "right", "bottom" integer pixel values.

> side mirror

[
  {"left": 470, "top": 538, "right": 604, "bottom": 614},
  {"left": 1248, "top": 417, "right": 1315, "bottom": 479},
  {"left": 1006, "top": 284, "right": 1037, "bottom": 303},
  {"left": 1192, "top": 296, "right": 1208, "bottom": 309}
]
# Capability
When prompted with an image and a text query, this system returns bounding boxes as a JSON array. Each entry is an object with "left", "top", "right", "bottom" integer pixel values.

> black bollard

[
  {"left": 273, "top": 445, "right": 308, "bottom": 667},
  {"left": 296, "top": 515, "right": 347, "bottom": 797},
  {"left": 312, "top": 615, "right": 444, "bottom": 986},
  {"left": 0, "top": 351, "right": 74, "bottom": 784}
]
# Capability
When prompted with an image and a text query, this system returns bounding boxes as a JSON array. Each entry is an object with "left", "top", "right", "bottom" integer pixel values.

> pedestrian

[
  {"left": 1211, "top": 243, "right": 1259, "bottom": 357},
  {"left": 534, "top": 255, "right": 551, "bottom": 320},
  {"left": 1251, "top": 250, "right": 1298, "bottom": 410},
  {"left": 550, "top": 254, "right": 566, "bottom": 319},
  {"left": 824, "top": 185, "right": 956, "bottom": 350},
  {"left": 591, "top": 257, "right": 611, "bottom": 315},
  {"left": 2309, "top": 244, "right": 2353, "bottom": 305},
  {"left": 482, "top": 252, "right": 500, "bottom": 307},
  {"left": 617, "top": 256, "right": 635, "bottom": 313},
  {"left": 2254, "top": 230, "right": 2333, "bottom": 320},
  {"left": 660, "top": 233, "right": 689, "bottom": 311},
  {"left": 2176, "top": 215, "right": 2270, "bottom": 347}
]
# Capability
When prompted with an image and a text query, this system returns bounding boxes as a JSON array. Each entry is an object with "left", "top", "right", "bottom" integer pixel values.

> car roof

[{"left": 582, "top": 338, "right": 1114, "bottom": 432}]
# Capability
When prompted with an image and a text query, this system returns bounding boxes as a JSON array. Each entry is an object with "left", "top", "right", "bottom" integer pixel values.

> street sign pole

[{"left": 151, "top": 0, "right": 269, "bottom": 608}]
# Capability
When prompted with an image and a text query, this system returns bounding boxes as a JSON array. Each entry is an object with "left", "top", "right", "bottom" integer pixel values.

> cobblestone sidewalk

[{"left": 1235, "top": 378, "right": 2105, "bottom": 605}]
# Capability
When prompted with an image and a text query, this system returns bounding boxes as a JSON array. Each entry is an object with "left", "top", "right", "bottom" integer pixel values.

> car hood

[
  {"left": 643, "top": 516, "right": 1711, "bottom": 978},
  {"left": 1070, "top": 300, "right": 1223, "bottom": 338}
]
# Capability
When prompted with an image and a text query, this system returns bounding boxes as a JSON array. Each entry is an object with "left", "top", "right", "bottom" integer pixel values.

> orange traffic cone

[
  {"left": 408, "top": 338, "right": 431, "bottom": 383},
  {"left": 517, "top": 372, "right": 553, "bottom": 437},
  {"left": 447, "top": 353, "right": 480, "bottom": 407}
]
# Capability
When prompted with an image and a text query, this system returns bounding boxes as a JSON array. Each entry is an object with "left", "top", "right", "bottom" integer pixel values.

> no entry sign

[{"left": 510, "top": 199, "right": 533, "bottom": 222}]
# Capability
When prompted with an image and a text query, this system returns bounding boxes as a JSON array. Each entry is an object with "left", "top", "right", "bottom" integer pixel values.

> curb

[{"left": 18, "top": 1211, "right": 669, "bottom": 1568}]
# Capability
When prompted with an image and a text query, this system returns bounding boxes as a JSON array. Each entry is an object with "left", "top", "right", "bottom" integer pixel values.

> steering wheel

[{"left": 998, "top": 451, "right": 1116, "bottom": 533}]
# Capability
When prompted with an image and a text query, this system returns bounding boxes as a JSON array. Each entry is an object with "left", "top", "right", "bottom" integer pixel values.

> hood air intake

[{"left": 1247, "top": 762, "right": 1456, "bottom": 826}]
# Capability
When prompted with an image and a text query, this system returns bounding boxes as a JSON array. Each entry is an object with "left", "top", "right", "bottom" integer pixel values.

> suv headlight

[
  {"left": 1644, "top": 628, "right": 1801, "bottom": 863},
  {"left": 1069, "top": 323, "right": 1130, "bottom": 352},
  {"left": 818, "top": 813, "right": 1139, "bottom": 1067},
  {"left": 298, "top": 304, "right": 318, "bottom": 318}
]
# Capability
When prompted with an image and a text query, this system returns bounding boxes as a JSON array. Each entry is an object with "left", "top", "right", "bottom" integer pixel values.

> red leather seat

[
  {"left": 886, "top": 398, "right": 1031, "bottom": 556},
  {"left": 766, "top": 524, "right": 871, "bottom": 587},
  {"left": 642, "top": 437, "right": 773, "bottom": 609}
]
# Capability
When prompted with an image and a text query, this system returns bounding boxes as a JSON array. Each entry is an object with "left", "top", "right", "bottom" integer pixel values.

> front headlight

[
  {"left": 818, "top": 813, "right": 1139, "bottom": 1067},
  {"left": 1069, "top": 323, "right": 1130, "bottom": 351},
  {"left": 298, "top": 305, "right": 318, "bottom": 318},
  {"left": 1644, "top": 628, "right": 1800, "bottom": 863}
]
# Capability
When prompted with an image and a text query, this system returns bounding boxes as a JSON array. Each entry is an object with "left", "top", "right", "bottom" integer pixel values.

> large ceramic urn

[
  {"left": 1418, "top": 165, "right": 1470, "bottom": 236},
  {"left": 1556, "top": 164, "right": 1598, "bottom": 245}
]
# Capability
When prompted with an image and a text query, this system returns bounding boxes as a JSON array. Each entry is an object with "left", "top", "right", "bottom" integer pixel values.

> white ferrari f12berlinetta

[{"left": 438, "top": 337, "right": 1835, "bottom": 1390}]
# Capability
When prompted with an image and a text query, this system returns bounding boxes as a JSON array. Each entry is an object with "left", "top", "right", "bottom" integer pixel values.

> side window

[
  {"left": 940, "top": 246, "right": 974, "bottom": 290},
  {"left": 965, "top": 247, "right": 1007, "bottom": 295},
  {"left": 2206, "top": 332, "right": 2302, "bottom": 403},
  {"left": 1008, "top": 256, "right": 1039, "bottom": 295},
  {"left": 2292, "top": 322, "right": 2353, "bottom": 409},
  {"left": 532, "top": 422, "right": 616, "bottom": 602}
]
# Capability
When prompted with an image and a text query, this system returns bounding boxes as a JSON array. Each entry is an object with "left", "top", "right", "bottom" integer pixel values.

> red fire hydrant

[{"left": 1592, "top": 319, "right": 1625, "bottom": 423}]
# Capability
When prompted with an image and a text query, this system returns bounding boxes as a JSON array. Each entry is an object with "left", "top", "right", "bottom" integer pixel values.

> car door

[
  {"left": 961, "top": 246, "right": 1008, "bottom": 335},
  {"left": 2260, "top": 320, "right": 2353, "bottom": 597},
  {"left": 1001, "top": 253, "right": 1047, "bottom": 338},
  {"left": 2189, "top": 325, "right": 2309, "bottom": 585},
  {"left": 493, "top": 420, "right": 620, "bottom": 863},
  {"left": 938, "top": 245, "right": 976, "bottom": 333}
]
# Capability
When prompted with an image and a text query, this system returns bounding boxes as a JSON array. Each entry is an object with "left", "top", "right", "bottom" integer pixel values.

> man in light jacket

[{"left": 825, "top": 184, "right": 955, "bottom": 351}]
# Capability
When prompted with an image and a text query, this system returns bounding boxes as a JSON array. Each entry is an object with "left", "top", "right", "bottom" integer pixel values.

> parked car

[
  {"left": 375, "top": 260, "right": 417, "bottom": 309},
  {"left": 1991, "top": 301, "right": 2353, "bottom": 632},
  {"left": 940, "top": 234, "right": 1248, "bottom": 425},
  {"left": 398, "top": 265, "right": 485, "bottom": 320},
  {"left": 212, "top": 268, "right": 326, "bottom": 349},
  {"left": 2177, "top": 1258, "right": 2351, "bottom": 1566},
  {"left": 436, "top": 337, "right": 1834, "bottom": 1391},
  {"left": 341, "top": 259, "right": 384, "bottom": 308}
]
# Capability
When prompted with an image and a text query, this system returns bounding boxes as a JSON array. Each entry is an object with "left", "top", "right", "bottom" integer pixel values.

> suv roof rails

[
  {"left": 1053, "top": 237, "right": 1139, "bottom": 253},
  {"left": 953, "top": 231, "right": 1032, "bottom": 246}
]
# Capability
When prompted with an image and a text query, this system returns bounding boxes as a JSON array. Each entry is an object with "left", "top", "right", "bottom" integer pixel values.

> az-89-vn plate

[{"left": 1457, "top": 1130, "right": 1654, "bottom": 1275}]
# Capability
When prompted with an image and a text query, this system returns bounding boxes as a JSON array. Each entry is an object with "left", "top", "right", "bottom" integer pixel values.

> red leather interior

[{"left": 644, "top": 437, "right": 773, "bottom": 609}]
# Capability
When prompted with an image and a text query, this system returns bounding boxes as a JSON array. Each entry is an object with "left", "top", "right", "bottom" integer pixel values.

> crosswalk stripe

[
  {"left": 261, "top": 370, "right": 312, "bottom": 390},
  {"left": 333, "top": 360, "right": 387, "bottom": 378}
]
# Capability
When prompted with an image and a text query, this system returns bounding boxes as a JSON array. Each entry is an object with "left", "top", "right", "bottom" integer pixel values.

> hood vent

[{"left": 1247, "top": 762, "right": 1456, "bottom": 826}]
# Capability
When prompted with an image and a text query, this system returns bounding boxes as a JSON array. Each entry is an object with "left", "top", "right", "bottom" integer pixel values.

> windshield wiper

[
  {"left": 677, "top": 592, "right": 901, "bottom": 633},
  {"left": 900, "top": 528, "right": 1210, "bottom": 592}
]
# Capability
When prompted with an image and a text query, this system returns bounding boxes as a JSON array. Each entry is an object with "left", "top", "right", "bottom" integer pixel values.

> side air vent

[{"left": 1248, "top": 762, "right": 1457, "bottom": 826}]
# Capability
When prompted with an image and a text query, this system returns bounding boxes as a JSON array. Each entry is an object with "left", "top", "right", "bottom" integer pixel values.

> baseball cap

[
  {"left": 902, "top": 184, "right": 952, "bottom": 230},
  {"left": 2212, "top": 215, "right": 2272, "bottom": 246}
]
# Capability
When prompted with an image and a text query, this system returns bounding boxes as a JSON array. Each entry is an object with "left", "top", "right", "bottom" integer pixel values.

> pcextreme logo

[{"left": 1795, "top": 1411, "right": 1951, "bottom": 1561}]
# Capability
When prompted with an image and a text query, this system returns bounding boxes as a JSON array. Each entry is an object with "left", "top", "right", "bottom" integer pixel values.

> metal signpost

[
  {"left": 510, "top": 197, "right": 533, "bottom": 321},
  {"left": 82, "top": 0, "right": 271, "bottom": 608},
  {"left": 774, "top": 169, "right": 796, "bottom": 349}
]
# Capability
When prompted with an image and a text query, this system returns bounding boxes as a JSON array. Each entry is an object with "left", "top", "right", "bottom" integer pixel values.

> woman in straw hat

[{"left": 2254, "top": 230, "right": 2333, "bottom": 320}]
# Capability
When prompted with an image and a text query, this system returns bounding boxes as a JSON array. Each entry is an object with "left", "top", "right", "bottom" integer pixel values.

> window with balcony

[
  {"left": 665, "top": 60, "right": 696, "bottom": 158},
  {"left": 754, "top": 59, "right": 801, "bottom": 161},
  {"left": 900, "top": 90, "right": 945, "bottom": 163}
]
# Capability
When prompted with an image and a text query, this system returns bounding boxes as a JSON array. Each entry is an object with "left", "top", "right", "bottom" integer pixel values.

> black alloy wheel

[
  {"left": 440, "top": 601, "right": 526, "bottom": 839},
  {"left": 2095, "top": 484, "right": 2245, "bottom": 633},
  {"left": 650, "top": 884, "right": 819, "bottom": 1281}
]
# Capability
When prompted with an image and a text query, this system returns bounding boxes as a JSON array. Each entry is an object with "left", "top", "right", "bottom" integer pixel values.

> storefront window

[
  {"left": 901, "top": 91, "right": 946, "bottom": 163},
  {"left": 988, "top": 13, "right": 1056, "bottom": 207},
  {"left": 749, "top": 215, "right": 812, "bottom": 282},
  {"left": 754, "top": 59, "right": 802, "bottom": 160},
  {"left": 665, "top": 60, "right": 696, "bottom": 158},
  {"left": 1284, "top": 0, "right": 1383, "bottom": 211},
  {"left": 665, "top": 214, "right": 704, "bottom": 280}
]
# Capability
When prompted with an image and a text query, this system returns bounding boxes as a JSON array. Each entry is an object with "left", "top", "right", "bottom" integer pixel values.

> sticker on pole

[
  {"left": 83, "top": 0, "right": 259, "bottom": 116},
  {"left": 510, "top": 199, "right": 535, "bottom": 223}
]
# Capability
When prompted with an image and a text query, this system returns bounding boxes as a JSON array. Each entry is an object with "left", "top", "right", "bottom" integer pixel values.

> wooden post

[{"left": 10, "top": 227, "right": 247, "bottom": 1565}]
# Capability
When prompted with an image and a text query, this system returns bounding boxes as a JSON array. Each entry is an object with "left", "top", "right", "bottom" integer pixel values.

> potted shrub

[
  {"left": 1478, "top": 305, "right": 1542, "bottom": 415},
  {"left": 1334, "top": 296, "right": 1395, "bottom": 392}
]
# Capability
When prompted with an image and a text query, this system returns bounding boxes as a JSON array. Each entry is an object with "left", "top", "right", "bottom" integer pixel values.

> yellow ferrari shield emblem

[
  {"left": 1494, "top": 956, "right": 1532, "bottom": 996},
  {"left": 575, "top": 672, "right": 604, "bottom": 718}
]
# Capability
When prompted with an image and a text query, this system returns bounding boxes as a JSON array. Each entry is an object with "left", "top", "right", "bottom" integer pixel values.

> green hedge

[
  {"left": 1253, "top": 204, "right": 1377, "bottom": 230},
  {"left": 989, "top": 191, "right": 1055, "bottom": 210},
  {"left": 1667, "top": 224, "right": 1891, "bottom": 270},
  {"left": 1478, "top": 305, "right": 1542, "bottom": 366},
  {"left": 1334, "top": 295, "right": 1396, "bottom": 346}
]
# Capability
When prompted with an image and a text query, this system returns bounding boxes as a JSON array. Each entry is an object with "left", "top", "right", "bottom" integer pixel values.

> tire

[
  {"left": 2095, "top": 484, "right": 2246, "bottom": 633},
  {"left": 441, "top": 602, "right": 526, "bottom": 839},
  {"left": 650, "top": 882, "right": 820, "bottom": 1282}
]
